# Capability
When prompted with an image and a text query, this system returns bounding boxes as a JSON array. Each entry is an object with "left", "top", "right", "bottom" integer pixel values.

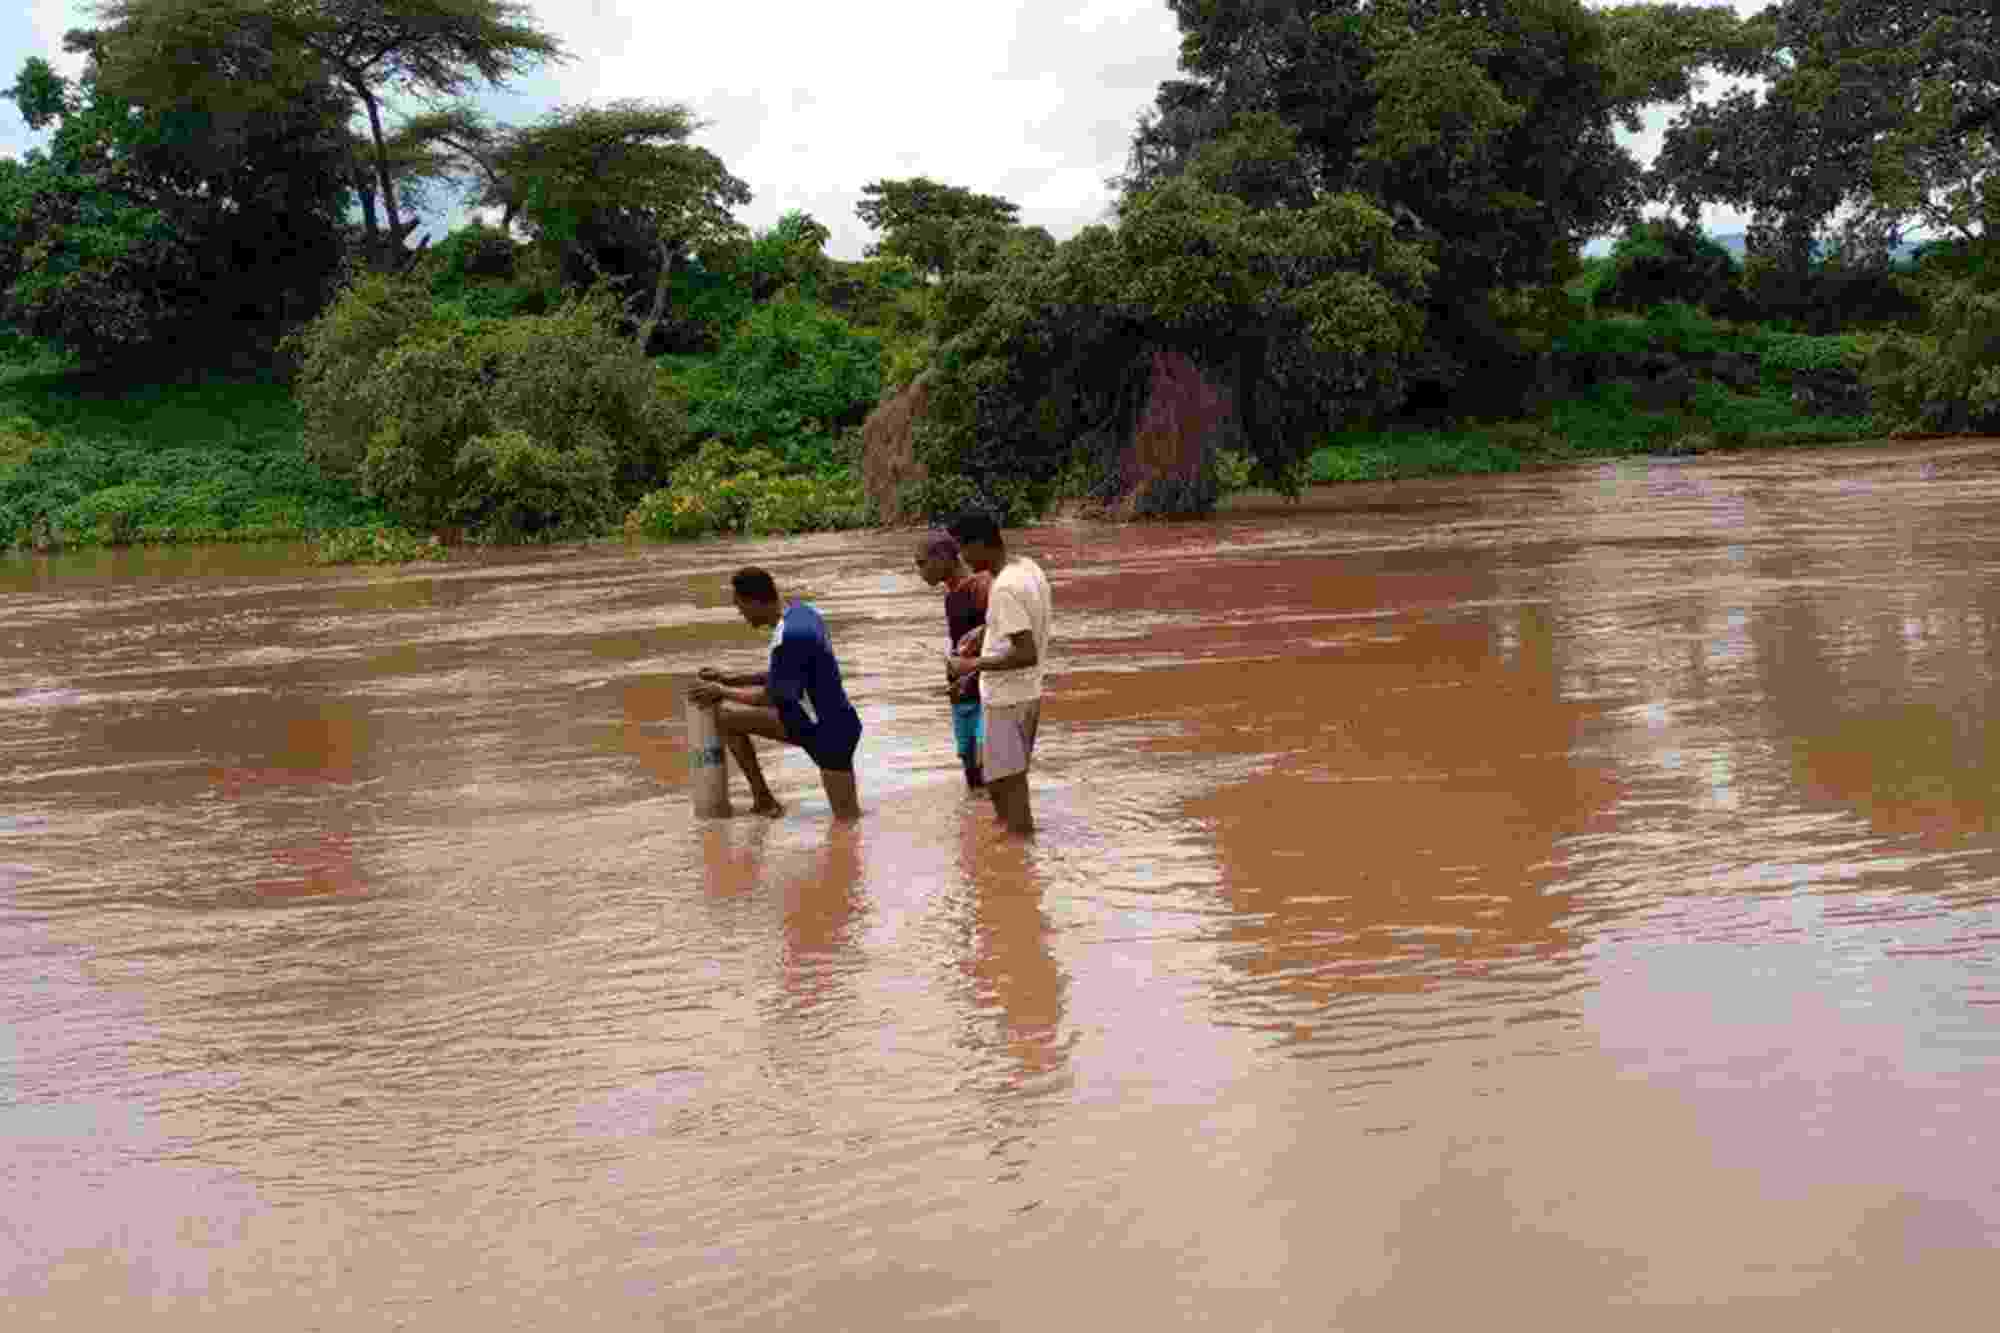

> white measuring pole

[{"left": 686, "top": 693, "right": 732, "bottom": 817}]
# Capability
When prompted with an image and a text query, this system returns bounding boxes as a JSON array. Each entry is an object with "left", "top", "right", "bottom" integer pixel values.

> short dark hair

[
  {"left": 946, "top": 510, "right": 1003, "bottom": 548},
  {"left": 731, "top": 566, "right": 779, "bottom": 602}
]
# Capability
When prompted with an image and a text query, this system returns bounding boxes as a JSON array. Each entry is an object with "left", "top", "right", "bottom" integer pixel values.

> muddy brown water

[{"left": 7, "top": 441, "right": 2000, "bottom": 1328}]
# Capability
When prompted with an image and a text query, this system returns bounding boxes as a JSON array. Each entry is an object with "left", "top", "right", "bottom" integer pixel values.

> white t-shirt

[{"left": 980, "top": 555, "right": 1051, "bottom": 707}]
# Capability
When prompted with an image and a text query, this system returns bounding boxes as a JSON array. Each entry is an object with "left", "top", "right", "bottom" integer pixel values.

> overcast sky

[{"left": 7, "top": 0, "right": 1771, "bottom": 259}]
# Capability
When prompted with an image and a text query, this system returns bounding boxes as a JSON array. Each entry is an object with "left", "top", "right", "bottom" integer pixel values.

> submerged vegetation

[{"left": 2, "top": 0, "right": 1996, "bottom": 557}]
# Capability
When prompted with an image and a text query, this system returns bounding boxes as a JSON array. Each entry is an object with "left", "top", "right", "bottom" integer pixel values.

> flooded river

[{"left": 6, "top": 441, "right": 2000, "bottom": 1327}]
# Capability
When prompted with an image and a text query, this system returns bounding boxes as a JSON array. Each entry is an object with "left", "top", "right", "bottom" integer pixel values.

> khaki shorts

[{"left": 981, "top": 701, "right": 1040, "bottom": 781}]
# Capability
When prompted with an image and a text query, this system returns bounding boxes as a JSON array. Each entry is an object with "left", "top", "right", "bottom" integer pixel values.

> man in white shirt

[{"left": 945, "top": 511, "right": 1052, "bottom": 835}]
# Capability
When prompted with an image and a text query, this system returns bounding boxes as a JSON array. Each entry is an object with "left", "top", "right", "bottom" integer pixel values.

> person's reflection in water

[
  {"left": 761, "top": 823, "right": 868, "bottom": 1097},
  {"left": 210, "top": 704, "right": 371, "bottom": 900},
  {"left": 698, "top": 817, "right": 773, "bottom": 905},
  {"left": 778, "top": 823, "right": 866, "bottom": 1008},
  {"left": 951, "top": 815, "right": 1071, "bottom": 1186}
]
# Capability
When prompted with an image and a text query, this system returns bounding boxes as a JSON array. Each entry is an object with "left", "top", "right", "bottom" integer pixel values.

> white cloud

[
  {"left": 10, "top": 0, "right": 1810, "bottom": 250},
  {"left": 555, "top": 0, "right": 1180, "bottom": 259},
  {"left": 27, "top": 0, "right": 87, "bottom": 73}
]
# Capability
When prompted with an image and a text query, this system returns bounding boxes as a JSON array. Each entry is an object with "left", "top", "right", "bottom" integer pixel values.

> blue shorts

[
  {"left": 951, "top": 698, "right": 983, "bottom": 764},
  {"left": 788, "top": 711, "right": 862, "bottom": 773}
]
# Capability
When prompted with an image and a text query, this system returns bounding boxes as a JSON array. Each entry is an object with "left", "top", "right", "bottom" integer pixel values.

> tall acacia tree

[
  {"left": 855, "top": 177, "right": 1023, "bottom": 281},
  {"left": 86, "top": 0, "right": 565, "bottom": 268},
  {"left": 474, "top": 100, "right": 753, "bottom": 352}
]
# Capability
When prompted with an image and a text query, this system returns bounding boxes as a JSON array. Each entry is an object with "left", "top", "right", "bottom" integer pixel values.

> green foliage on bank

[
  {"left": 290, "top": 276, "right": 687, "bottom": 541},
  {"left": 0, "top": 350, "right": 385, "bottom": 550},
  {"left": 1305, "top": 349, "right": 1880, "bottom": 487},
  {"left": 666, "top": 300, "right": 882, "bottom": 474},
  {"left": 623, "top": 442, "right": 868, "bottom": 541}
]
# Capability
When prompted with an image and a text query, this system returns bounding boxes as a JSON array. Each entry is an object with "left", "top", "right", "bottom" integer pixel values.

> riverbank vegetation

[{"left": 2, "top": 0, "right": 1995, "bottom": 557}]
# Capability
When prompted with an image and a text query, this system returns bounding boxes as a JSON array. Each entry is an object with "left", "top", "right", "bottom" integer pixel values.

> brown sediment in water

[{"left": 6, "top": 438, "right": 2000, "bottom": 1327}]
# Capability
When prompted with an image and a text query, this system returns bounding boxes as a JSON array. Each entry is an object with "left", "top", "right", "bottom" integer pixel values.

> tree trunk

[
  {"left": 353, "top": 169, "right": 380, "bottom": 250},
  {"left": 632, "top": 237, "right": 679, "bottom": 354},
  {"left": 1235, "top": 336, "right": 1266, "bottom": 462},
  {"left": 358, "top": 86, "right": 402, "bottom": 269}
]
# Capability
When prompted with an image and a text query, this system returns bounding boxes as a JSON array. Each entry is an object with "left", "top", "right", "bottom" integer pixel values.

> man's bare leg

[
  {"left": 715, "top": 703, "right": 789, "bottom": 817},
  {"left": 988, "top": 773, "right": 1034, "bottom": 836},
  {"left": 819, "top": 768, "right": 861, "bottom": 822}
]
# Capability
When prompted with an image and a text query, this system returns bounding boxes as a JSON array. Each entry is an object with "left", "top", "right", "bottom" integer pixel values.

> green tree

[
  {"left": 289, "top": 273, "right": 688, "bottom": 537},
  {"left": 855, "top": 176, "right": 1023, "bottom": 280},
  {"left": 1123, "top": 0, "right": 1689, "bottom": 297},
  {"left": 1595, "top": 216, "right": 1740, "bottom": 316},
  {"left": 1118, "top": 1, "right": 1763, "bottom": 418},
  {"left": 1647, "top": 0, "right": 1997, "bottom": 275},
  {"left": 477, "top": 100, "right": 752, "bottom": 352},
  {"left": 0, "top": 32, "right": 350, "bottom": 366},
  {"left": 674, "top": 299, "right": 882, "bottom": 473},
  {"left": 86, "top": 0, "right": 565, "bottom": 269},
  {"left": 913, "top": 119, "right": 1431, "bottom": 518}
]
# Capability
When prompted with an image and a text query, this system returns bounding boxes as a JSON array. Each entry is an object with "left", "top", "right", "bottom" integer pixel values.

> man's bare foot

[{"left": 746, "top": 796, "right": 784, "bottom": 818}]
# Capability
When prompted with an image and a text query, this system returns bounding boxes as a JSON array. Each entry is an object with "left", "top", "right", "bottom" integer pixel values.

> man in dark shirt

[
  {"left": 688, "top": 567, "right": 862, "bottom": 821},
  {"left": 915, "top": 532, "right": 991, "bottom": 790}
]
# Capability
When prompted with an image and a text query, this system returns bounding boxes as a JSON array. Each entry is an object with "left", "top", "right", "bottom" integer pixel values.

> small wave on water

[{"left": 7, "top": 444, "right": 2000, "bottom": 1326}]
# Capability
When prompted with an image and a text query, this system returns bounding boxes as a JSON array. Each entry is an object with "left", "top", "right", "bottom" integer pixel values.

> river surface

[{"left": 6, "top": 441, "right": 2000, "bottom": 1328}]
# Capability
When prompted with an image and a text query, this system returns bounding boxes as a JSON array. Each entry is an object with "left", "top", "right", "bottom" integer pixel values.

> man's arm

[
  {"left": 951, "top": 628, "right": 1035, "bottom": 677},
  {"left": 691, "top": 667, "right": 772, "bottom": 707},
  {"left": 699, "top": 667, "right": 769, "bottom": 688}
]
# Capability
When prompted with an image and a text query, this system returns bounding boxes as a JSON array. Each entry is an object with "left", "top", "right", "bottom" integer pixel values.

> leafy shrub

[
  {"left": 0, "top": 412, "right": 50, "bottom": 477},
  {"left": 449, "top": 427, "right": 619, "bottom": 541},
  {"left": 1750, "top": 329, "right": 1871, "bottom": 374},
  {"left": 623, "top": 442, "right": 868, "bottom": 541},
  {"left": 1866, "top": 270, "right": 2000, "bottom": 434},
  {"left": 0, "top": 374, "right": 381, "bottom": 549},
  {"left": 1565, "top": 255, "right": 1616, "bottom": 309},
  {"left": 290, "top": 279, "right": 688, "bottom": 538},
  {"left": 1214, "top": 448, "right": 1254, "bottom": 494},
  {"left": 1597, "top": 219, "right": 1739, "bottom": 317},
  {"left": 430, "top": 222, "right": 521, "bottom": 282},
  {"left": 672, "top": 300, "right": 883, "bottom": 473},
  {"left": 313, "top": 524, "right": 447, "bottom": 565},
  {"left": 655, "top": 258, "right": 755, "bottom": 353}
]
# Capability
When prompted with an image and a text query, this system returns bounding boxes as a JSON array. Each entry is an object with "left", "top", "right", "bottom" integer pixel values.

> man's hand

[
  {"left": 945, "top": 652, "right": 978, "bottom": 682},
  {"left": 697, "top": 667, "right": 726, "bottom": 683},
  {"left": 688, "top": 680, "right": 725, "bottom": 707}
]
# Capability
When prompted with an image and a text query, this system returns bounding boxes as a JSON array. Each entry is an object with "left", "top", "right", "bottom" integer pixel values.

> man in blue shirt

[{"left": 688, "top": 567, "right": 863, "bottom": 820}]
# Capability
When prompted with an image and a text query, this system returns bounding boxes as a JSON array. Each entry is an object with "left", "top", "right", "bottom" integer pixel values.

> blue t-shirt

[{"left": 767, "top": 602, "right": 859, "bottom": 738}]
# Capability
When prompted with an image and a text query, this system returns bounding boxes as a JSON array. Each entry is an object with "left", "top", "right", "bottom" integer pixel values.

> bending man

[
  {"left": 945, "top": 512, "right": 1052, "bottom": 835},
  {"left": 689, "top": 566, "right": 862, "bottom": 821}
]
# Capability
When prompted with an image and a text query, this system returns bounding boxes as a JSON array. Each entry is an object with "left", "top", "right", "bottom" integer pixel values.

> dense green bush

[
  {"left": 312, "top": 523, "right": 448, "bottom": 566},
  {"left": 422, "top": 222, "right": 556, "bottom": 321},
  {"left": 671, "top": 300, "right": 883, "bottom": 474},
  {"left": 623, "top": 441, "right": 867, "bottom": 540},
  {"left": 290, "top": 278, "right": 688, "bottom": 538},
  {"left": 1750, "top": 328, "right": 1872, "bottom": 374},
  {"left": 0, "top": 372, "right": 382, "bottom": 548},
  {"left": 1553, "top": 303, "right": 1738, "bottom": 360},
  {"left": 448, "top": 427, "right": 619, "bottom": 541},
  {"left": 1565, "top": 255, "right": 1617, "bottom": 310},
  {"left": 1596, "top": 219, "right": 1740, "bottom": 317},
  {"left": 1865, "top": 271, "right": 2000, "bottom": 435},
  {"left": 910, "top": 124, "right": 1432, "bottom": 520},
  {"left": 1304, "top": 371, "right": 1879, "bottom": 486}
]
